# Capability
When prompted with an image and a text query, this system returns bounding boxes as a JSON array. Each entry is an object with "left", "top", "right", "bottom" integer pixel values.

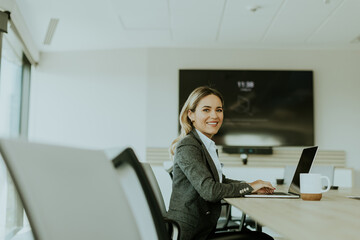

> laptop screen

[{"left": 288, "top": 146, "right": 318, "bottom": 195}]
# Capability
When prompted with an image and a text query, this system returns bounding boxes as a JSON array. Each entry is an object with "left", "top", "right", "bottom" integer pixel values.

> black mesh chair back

[{"left": 112, "top": 148, "right": 171, "bottom": 240}]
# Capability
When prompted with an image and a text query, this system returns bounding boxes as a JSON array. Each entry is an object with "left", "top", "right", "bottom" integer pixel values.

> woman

[{"left": 167, "top": 86, "right": 275, "bottom": 240}]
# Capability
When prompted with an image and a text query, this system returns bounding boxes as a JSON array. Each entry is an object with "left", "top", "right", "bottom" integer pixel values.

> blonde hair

[{"left": 169, "top": 86, "right": 224, "bottom": 157}]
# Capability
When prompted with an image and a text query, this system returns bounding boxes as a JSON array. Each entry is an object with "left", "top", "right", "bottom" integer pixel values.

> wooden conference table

[{"left": 224, "top": 188, "right": 360, "bottom": 240}]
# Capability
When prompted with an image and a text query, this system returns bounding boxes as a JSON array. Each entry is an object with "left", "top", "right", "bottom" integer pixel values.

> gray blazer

[{"left": 166, "top": 130, "right": 253, "bottom": 240}]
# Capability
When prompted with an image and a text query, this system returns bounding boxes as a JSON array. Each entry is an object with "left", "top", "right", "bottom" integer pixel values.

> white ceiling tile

[
  {"left": 170, "top": 0, "right": 225, "bottom": 43},
  {"left": 309, "top": 0, "right": 360, "bottom": 44},
  {"left": 48, "top": 14, "right": 171, "bottom": 51},
  {"left": 274, "top": 0, "right": 343, "bottom": 16},
  {"left": 264, "top": 0, "right": 344, "bottom": 43},
  {"left": 224, "top": 0, "right": 284, "bottom": 17},
  {"left": 219, "top": 0, "right": 283, "bottom": 42},
  {"left": 111, "top": 0, "right": 170, "bottom": 29}
]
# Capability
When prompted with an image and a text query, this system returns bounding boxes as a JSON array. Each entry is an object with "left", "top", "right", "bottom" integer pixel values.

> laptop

[{"left": 244, "top": 146, "right": 318, "bottom": 199}]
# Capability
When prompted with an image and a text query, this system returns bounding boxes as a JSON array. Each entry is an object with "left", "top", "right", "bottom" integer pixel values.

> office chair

[
  {"left": 141, "top": 162, "right": 181, "bottom": 239},
  {"left": 0, "top": 139, "right": 143, "bottom": 240},
  {"left": 112, "top": 148, "right": 180, "bottom": 240}
]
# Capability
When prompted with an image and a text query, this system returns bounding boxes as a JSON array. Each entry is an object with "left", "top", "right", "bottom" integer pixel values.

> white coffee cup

[{"left": 300, "top": 173, "right": 331, "bottom": 201}]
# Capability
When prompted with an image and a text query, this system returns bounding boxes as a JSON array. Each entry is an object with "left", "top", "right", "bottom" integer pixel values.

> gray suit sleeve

[
  {"left": 175, "top": 143, "right": 253, "bottom": 202},
  {"left": 222, "top": 175, "right": 246, "bottom": 184}
]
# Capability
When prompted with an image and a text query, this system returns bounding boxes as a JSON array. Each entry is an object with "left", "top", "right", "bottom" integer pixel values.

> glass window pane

[
  {"left": 0, "top": 33, "right": 23, "bottom": 138},
  {"left": 0, "top": 24, "right": 32, "bottom": 239}
]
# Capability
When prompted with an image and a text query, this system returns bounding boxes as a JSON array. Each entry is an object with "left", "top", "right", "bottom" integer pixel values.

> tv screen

[{"left": 179, "top": 69, "right": 314, "bottom": 147}]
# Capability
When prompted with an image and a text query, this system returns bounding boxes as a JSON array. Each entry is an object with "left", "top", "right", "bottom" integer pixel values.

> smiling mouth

[{"left": 207, "top": 122, "right": 218, "bottom": 126}]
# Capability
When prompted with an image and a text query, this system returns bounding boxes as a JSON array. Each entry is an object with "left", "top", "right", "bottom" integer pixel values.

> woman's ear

[{"left": 188, "top": 109, "right": 194, "bottom": 122}]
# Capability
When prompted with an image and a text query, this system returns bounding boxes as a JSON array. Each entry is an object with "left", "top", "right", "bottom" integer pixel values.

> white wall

[
  {"left": 29, "top": 48, "right": 360, "bottom": 186},
  {"left": 29, "top": 49, "right": 148, "bottom": 160}
]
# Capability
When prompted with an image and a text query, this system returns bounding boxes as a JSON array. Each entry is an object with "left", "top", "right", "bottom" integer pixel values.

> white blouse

[{"left": 195, "top": 129, "right": 223, "bottom": 183}]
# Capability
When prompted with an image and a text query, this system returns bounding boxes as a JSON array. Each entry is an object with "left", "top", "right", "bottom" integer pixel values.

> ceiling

[{"left": 15, "top": 0, "right": 360, "bottom": 52}]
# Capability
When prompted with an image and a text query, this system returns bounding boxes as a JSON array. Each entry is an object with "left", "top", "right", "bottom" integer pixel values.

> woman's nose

[{"left": 210, "top": 110, "right": 218, "bottom": 118}]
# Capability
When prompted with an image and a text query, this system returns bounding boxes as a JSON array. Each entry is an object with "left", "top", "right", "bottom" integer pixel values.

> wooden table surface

[{"left": 224, "top": 188, "right": 360, "bottom": 240}]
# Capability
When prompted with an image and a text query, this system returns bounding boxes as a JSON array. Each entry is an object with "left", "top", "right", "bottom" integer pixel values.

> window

[
  {"left": 0, "top": 17, "right": 32, "bottom": 239},
  {"left": 0, "top": 33, "right": 23, "bottom": 137}
]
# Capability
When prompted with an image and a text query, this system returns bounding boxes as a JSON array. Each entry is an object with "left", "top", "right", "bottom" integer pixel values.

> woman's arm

[
  {"left": 223, "top": 175, "right": 275, "bottom": 194},
  {"left": 222, "top": 175, "right": 244, "bottom": 184}
]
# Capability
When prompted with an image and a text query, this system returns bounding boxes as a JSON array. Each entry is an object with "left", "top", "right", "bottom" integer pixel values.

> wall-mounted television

[{"left": 179, "top": 69, "right": 314, "bottom": 147}]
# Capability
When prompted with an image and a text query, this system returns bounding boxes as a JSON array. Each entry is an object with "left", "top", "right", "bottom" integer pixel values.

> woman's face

[{"left": 188, "top": 94, "right": 223, "bottom": 139}]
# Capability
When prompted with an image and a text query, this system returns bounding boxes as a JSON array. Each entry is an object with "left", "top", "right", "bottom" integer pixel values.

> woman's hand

[{"left": 249, "top": 180, "right": 275, "bottom": 194}]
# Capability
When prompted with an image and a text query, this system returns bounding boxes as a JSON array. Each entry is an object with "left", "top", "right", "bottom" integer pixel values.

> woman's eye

[
  {"left": 217, "top": 109, "right": 223, "bottom": 112},
  {"left": 203, "top": 109, "right": 209, "bottom": 112}
]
